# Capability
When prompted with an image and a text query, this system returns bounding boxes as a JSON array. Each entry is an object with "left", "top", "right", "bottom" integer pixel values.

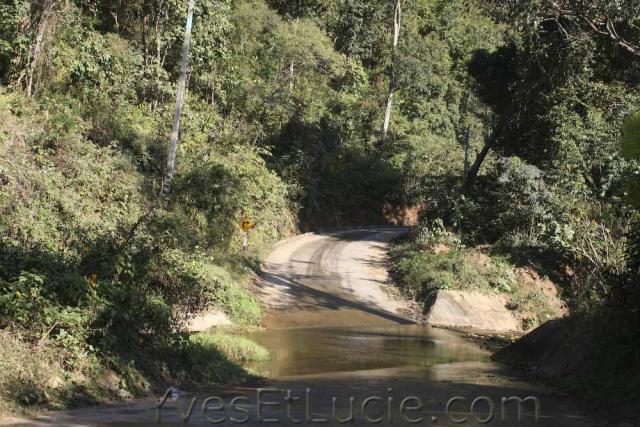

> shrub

[
  {"left": 0, "top": 330, "right": 109, "bottom": 411},
  {"left": 391, "top": 245, "right": 514, "bottom": 299},
  {"left": 545, "top": 202, "right": 631, "bottom": 311},
  {"left": 490, "top": 157, "right": 555, "bottom": 246},
  {"left": 0, "top": 331, "right": 66, "bottom": 409},
  {"left": 145, "top": 249, "right": 219, "bottom": 320},
  {"left": 0, "top": 272, "right": 94, "bottom": 357},
  {"left": 415, "top": 218, "right": 464, "bottom": 249},
  {"left": 91, "top": 283, "right": 178, "bottom": 356},
  {"left": 421, "top": 158, "right": 559, "bottom": 247},
  {"left": 0, "top": 86, "right": 278, "bottom": 410}
]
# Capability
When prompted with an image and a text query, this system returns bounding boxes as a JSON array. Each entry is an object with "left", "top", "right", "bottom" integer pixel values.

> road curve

[{"left": 255, "top": 228, "right": 414, "bottom": 328}]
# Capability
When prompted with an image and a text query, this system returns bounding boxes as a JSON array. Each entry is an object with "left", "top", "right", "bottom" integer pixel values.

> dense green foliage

[
  {"left": 409, "top": 0, "right": 640, "bottom": 407},
  {"left": 0, "top": 0, "right": 638, "bottom": 413}
]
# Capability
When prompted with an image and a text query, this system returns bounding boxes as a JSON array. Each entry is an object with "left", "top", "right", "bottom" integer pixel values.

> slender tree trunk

[
  {"left": 463, "top": 125, "right": 471, "bottom": 177},
  {"left": 463, "top": 126, "right": 501, "bottom": 192},
  {"left": 382, "top": 0, "right": 401, "bottom": 136},
  {"left": 142, "top": 0, "right": 151, "bottom": 72},
  {"left": 155, "top": 0, "right": 164, "bottom": 64},
  {"left": 111, "top": 10, "right": 119, "bottom": 31},
  {"left": 150, "top": 0, "right": 167, "bottom": 111},
  {"left": 289, "top": 19, "right": 298, "bottom": 91},
  {"left": 163, "top": 0, "right": 196, "bottom": 195},
  {"left": 289, "top": 61, "right": 294, "bottom": 90},
  {"left": 142, "top": 0, "right": 151, "bottom": 105},
  {"left": 24, "top": 0, "right": 54, "bottom": 97},
  {"left": 143, "top": 15, "right": 150, "bottom": 68},
  {"left": 382, "top": 92, "right": 394, "bottom": 134},
  {"left": 464, "top": 142, "right": 491, "bottom": 189}
]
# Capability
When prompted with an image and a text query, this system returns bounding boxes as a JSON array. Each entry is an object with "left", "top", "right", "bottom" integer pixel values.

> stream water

[{"left": 245, "top": 324, "right": 490, "bottom": 378}]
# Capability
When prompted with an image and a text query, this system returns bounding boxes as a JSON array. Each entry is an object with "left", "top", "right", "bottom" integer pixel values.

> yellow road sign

[{"left": 240, "top": 218, "right": 254, "bottom": 232}]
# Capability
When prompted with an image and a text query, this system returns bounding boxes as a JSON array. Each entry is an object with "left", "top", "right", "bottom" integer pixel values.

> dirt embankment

[
  {"left": 493, "top": 318, "right": 640, "bottom": 423},
  {"left": 493, "top": 319, "right": 593, "bottom": 378}
]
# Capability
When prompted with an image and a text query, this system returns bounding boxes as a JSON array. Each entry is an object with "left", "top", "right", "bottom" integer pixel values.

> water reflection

[{"left": 245, "top": 324, "right": 490, "bottom": 378}]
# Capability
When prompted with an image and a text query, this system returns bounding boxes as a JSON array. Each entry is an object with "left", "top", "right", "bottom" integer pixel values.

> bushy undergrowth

[
  {"left": 0, "top": 0, "right": 638, "bottom": 416},
  {"left": 413, "top": 154, "right": 640, "bottom": 405},
  {"left": 423, "top": 157, "right": 633, "bottom": 313},
  {"left": 0, "top": 85, "right": 283, "bottom": 410},
  {"left": 391, "top": 245, "right": 513, "bottom": 299}
]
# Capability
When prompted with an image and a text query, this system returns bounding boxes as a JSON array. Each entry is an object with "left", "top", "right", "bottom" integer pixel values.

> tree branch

[{"left": 542, "top": 1, "right": 640, "bottom": 57}]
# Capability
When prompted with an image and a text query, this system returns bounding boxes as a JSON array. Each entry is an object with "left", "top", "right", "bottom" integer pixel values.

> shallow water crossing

[{"left": 245, "top": 324, "right": 490, "bottom": 378}]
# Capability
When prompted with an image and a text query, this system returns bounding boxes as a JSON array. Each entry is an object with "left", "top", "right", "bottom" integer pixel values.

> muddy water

[
  {"left": 245, "top": 324, "right": 490, "bottom": 378},
  {"left": 233, "top": 326, "right": 600, "bottom": 426}
]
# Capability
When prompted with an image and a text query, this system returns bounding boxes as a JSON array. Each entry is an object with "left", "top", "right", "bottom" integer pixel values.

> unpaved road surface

[
  {"left": 5, "top": 228, "right": 603, "bottom": 426},
  {"left": 256, "top": 228, "right": 414, "bottom": 328}
]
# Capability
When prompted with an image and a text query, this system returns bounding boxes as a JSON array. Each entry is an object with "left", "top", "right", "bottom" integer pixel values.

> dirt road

[
  {"left": 7, "top": 228, "right": 603, "bottom": 426},
  {"left": 256, "top": 228, "right": 414, "bottom": 328}
]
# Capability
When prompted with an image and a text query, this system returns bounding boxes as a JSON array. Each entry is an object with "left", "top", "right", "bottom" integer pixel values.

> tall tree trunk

[
  {"left": 23, "top": 0, "right": 54, "bottom": 97},
  {"left": 150, "top": 0, "right": 167, "bottom": 111},
  {"left": 463, "top": 126, "right": 501, "bottom": 192},
  {"left": 382, "top": 0, "right": 401, "bottom": 136},
  {"left": 289, "top": 19, "right": 298, "bottom": 91},
  {"left": 163, "top": 0, "right": 196, "bottom": 195},
  {"left": 142, "top": 0, "right": 151, "bottom": 72},
  {"left": 382, "top": 92, "right": 394, "bottom": 134}
]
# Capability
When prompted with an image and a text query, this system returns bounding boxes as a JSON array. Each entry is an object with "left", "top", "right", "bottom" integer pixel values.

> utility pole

[{"left": 163, "top": 0, "right": 196, "bottom": 194}]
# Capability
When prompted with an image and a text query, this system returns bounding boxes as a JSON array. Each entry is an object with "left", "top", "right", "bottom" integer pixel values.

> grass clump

[
  {"left": 190, "top": 333, "right": 269, "bottom": 364},
  {"left": 391, "top": 244, "right": 512, "bottom": 296},
  {"left": 185, "top": 332, "right": 269, "bottom": 385}
]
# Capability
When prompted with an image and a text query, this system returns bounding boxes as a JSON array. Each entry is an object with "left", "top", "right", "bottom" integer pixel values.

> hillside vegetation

[{"left": 0, "top": 0, "right": 639, "bottom": 415}]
